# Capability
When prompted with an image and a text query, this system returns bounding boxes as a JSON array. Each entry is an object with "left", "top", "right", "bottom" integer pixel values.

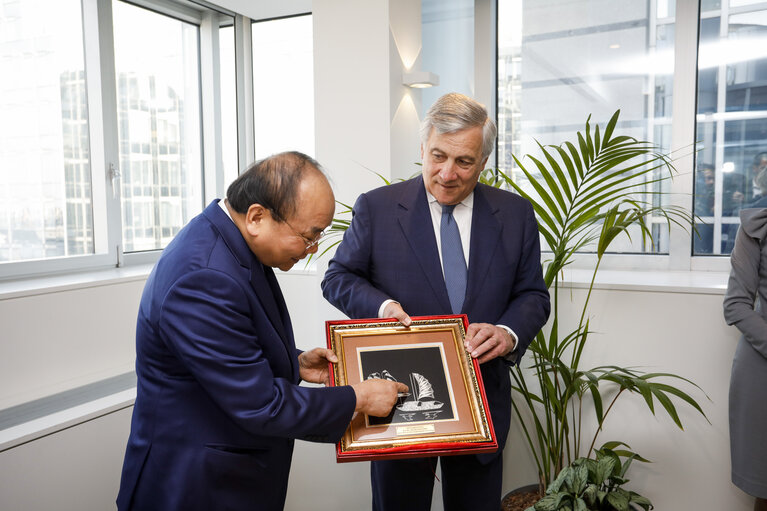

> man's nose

[{"left": 439, "top": 161, "right": 458, "bottom": 181}]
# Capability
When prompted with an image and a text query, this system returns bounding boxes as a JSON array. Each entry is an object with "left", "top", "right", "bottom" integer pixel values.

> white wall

[
  {"left": 0, "top": 271, "right": 751, "bottom": 510},
  {"left": 0, "top": 406, "right": 133, "bottom": 511},
  {"left": 0, "top": 278, "right": 143, "bottom": 410}
]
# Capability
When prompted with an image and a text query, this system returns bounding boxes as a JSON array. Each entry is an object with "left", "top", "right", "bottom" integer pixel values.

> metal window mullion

[
  {"left": 85, "top": 0, "right": 123, "bottom": 266},
  {"left": 646, "top": 0, "right": 658, "bottom": 252},
  {"left": 667, "top": 0, "right": 700, "bottom": 270},
  {"left": 234, "top": 15, "right": 254, "bottom": 174},
  {"left": 711, "top": 1, "right": 731, "bottom": 256},
  {"left": 200, "top": 11, "right": 224, "bottom": 203}
]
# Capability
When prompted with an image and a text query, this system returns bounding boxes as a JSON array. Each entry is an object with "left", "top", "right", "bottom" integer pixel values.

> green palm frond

[{"left": 505, "top": 110, "right": 708, "bottom": 492}]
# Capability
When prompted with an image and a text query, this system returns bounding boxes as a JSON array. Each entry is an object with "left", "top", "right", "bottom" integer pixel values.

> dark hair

[{"left": 226, "top": 151, "right": 322, "bottom": 221}]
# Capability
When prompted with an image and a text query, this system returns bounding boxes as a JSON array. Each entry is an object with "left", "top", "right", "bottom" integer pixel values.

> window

[
  {"left": 497, "top": 0, "right": 674, "bottom": 255},
  {"left": 497, "top": 0, "right": 767, "bottom": 264},
  {"left": 693, "top": 2, "right": 767, "bottom": 255},
  {"left": 0, "top": 0, "right": 93, "bottom": 263},
  {"left": 112, "top": 1, "right": 203, "bottom": 253},
  {"left": 252, "top": 14, "right": 314, "bottom": 159},
  {"left": 0, "top": 0, "right": 239, "bottom": 279}
]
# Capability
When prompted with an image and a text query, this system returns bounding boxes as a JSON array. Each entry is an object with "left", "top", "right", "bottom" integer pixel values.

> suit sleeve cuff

[
  {"left": 497, "top": 324, "right": 519, "bottom": 363},
  {"left": 378, "top": 299, "right": 398, "bottom": 318}
]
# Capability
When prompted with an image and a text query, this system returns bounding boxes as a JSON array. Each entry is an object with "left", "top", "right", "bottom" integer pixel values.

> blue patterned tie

[{"left": 441, "top": 204, "right": 467, "bottom": 314}]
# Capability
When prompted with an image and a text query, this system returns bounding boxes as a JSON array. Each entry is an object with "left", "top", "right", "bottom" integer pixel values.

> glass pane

[
  {"left": 219, "top": 24, "right": 238, "bottom": 183},
  {"left": 252, "top": 15, "right": 314, "bottom": 159},
  {"left": 421, "top": 0, "right": 475, "bottom": 117},
  {"left": 693, "top": 5, "right": 767, "bottom": 255},
  {"left": 497, "top": 0, "right": 673, "bottom": 254},
  {"left": 113, "top": 1, "right": 203, "bottom": 253},
  {"left": 726, "top": 12, "right": 767, "bottom": 112},
  {"left": 0, "top": 0, "right": 93, "bottom": 263}
]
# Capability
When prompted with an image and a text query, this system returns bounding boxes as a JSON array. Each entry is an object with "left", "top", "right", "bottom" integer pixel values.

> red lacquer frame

[{"left": 326, "top": 315, "right": 497, "bottom": 462}]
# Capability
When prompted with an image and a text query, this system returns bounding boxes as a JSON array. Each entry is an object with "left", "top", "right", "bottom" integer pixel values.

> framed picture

[{"left": 326, "top": 315, "right": 497, "bottom": 462}]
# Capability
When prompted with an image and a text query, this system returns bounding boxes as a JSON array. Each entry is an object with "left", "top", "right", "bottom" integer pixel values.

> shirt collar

[
  {"left": 425, "top": 188, "right": 475, "bottom": 210},
  {"left": 219, "top": 198, "right": 234, "bottom": 221}
]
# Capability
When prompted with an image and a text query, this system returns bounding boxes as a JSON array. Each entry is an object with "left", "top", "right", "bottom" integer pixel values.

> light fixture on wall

[{"left": 402, "top": 71, "right": 439, "bottom": 88}]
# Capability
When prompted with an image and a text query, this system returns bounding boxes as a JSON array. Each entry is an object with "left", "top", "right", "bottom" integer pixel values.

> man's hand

[
  {"left": 383, "top": 301, "right": 412, "bottom": 327},
  {"left": 298, "top": 348, "right": 338, "bottom": 386},
  {"left": 352, "top": 379, "right": 409, "bottom": 417},
  {"left": 464, "top": 323, "right": 515, "bottom": 364}
]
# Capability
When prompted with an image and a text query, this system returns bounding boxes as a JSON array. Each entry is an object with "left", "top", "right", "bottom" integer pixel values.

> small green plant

[{"left": 528, "top": 444, "right": 653, "bottom": 511}]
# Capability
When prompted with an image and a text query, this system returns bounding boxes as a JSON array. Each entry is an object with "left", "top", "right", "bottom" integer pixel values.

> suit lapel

[
  {"left": 203, "top": 201, "right": 296, "bottom": 374},
  {"left": 396, "top": 177, "right": 453, "bottom": 312},
  {"left": 464, "top": 185, "right": 502, "bottom": 312},
  {"left": 250, "top": 264, "right": 291, "bottom": 346}
]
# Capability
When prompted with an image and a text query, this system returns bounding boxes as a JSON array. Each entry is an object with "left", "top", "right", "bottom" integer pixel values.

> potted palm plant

[
  {"left": 498, "top": 110, "right": 708, "bottom": 507},
  {"left": 313, "top": 110, "right": 709, "bottom": 509}
]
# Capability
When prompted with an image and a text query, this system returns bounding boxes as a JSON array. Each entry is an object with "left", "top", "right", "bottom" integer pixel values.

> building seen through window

[
  {"left": 694, "top": 2, "right": 767, "bottom": 255},
  {"left": 498, "top": 0, "right": 767, "bottom": 257},
  {"left": 497, "top": 0, "right": 675, "bottom": 254},
  {"left": 0, "top": 0, "right": 93, "bottom": 263},
  {"left": 112, "top": 0, "right": 203, "bottom": 253}
]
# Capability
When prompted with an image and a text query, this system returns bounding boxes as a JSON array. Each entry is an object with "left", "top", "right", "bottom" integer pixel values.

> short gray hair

[{"left": 419, "top": 92, "right": 497, "bottom": 160}]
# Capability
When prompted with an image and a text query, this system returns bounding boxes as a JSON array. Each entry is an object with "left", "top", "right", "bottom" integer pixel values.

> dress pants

[{"left": 371, "top": 453, "right": 503, "bottom": 511}]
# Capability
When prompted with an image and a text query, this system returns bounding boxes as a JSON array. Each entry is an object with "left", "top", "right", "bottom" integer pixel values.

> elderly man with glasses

[{"left": 117, "top": 151, "right": 406, "bottom": 511}]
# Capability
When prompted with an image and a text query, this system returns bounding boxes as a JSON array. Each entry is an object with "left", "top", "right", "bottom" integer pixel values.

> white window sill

[
  {"left": 0, "top": 260, "right": 322, "bottom": 301},
  {"left": 558, "top": 268, "right": 729, "bottom": 295},
  {"left": 0, "top": 263, "right": 730, "bottom": 301},
  {"left": 0, "top": 264, "right": 155, "bottom": 301}
]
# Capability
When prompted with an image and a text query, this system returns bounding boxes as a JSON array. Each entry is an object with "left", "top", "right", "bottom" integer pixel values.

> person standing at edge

[
  {"left": 117, "top": 151, "right": 406, "bottom": 511},
  {"left": 321, "top": 93, "right": 550, "bottom": 511},
  {"left": 723, "top": 207, "right": 767, "bottom": 511}
]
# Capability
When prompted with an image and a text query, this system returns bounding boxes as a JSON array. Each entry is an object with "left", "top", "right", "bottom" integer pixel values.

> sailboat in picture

[{"left": 396, "top": 373, "right": 444, "bottom": 412}]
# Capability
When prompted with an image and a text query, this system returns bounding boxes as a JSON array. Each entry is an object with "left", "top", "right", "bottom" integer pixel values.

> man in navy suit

[
  {"left": 117, "top": 152, "right": 406, "bottom": 511},
  {"left": 322, "top": 93, "right": 550, "bottom": 511}
]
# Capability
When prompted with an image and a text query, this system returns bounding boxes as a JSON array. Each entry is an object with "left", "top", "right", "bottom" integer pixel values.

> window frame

[
  {"left": 494, "top": 0, "right": 734, "bottom": 274},
  {"left": 0, "top": 0, "right": 244, "bottom": 280}
]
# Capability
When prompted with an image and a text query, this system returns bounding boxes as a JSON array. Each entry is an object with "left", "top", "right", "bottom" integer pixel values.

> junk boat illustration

[{"left": 396, "top": 373, "right": 444, "bottom": 411}]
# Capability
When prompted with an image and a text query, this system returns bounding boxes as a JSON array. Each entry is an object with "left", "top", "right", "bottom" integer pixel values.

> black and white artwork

[{"left": 358, "top": 344, "right": 455, "bottom": 426}]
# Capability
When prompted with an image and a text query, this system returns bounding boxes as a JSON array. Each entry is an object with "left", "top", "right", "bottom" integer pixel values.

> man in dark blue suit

[
  {"left": 322, "top": 94, "right": 550, "bottom": 511},
  {"left": 117, "top": 152, "right": 406, "bottom": 511}
]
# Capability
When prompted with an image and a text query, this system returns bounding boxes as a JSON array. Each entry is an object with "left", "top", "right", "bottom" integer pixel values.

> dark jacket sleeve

[
  {"left": 495, "top": 200, "right": 550, "bottom": 361},
  {"left": 160, "top": 268, "right": 357, "bottom": 443},
  {"left": 723, "top": 213, "right": 767, "bottom": 358},
  {"left": 322, "top": 193, "right": 393, "bottom": 319}
]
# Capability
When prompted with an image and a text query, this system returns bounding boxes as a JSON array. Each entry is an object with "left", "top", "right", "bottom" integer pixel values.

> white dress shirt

[{"left": 376, "top": 186, "right": 518, "bottom": 355}]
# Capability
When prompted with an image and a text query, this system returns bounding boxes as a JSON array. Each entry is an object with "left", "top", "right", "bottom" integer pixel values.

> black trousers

[{"left": 371, "top": 453, "right": 503, "bottom": 511}]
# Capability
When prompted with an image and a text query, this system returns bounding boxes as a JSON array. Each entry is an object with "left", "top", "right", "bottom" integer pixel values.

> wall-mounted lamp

[{"left": 402, "top": 71, "right": 439, "bottom": 88}]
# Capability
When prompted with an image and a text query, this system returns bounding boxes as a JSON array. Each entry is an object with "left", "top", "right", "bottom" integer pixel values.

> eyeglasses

[{"left": 284, "top": 220, "right": 326, "bottom": 251}]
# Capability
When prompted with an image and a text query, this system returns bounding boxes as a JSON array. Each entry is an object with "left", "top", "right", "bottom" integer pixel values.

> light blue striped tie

[{"left": 441, "top": 204, "right": 467, "bottom": 314}]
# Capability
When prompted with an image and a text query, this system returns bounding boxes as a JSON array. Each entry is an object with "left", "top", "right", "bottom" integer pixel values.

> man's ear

[{"left": 244, "top": 204, "right": 268, "bottom": 237}]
